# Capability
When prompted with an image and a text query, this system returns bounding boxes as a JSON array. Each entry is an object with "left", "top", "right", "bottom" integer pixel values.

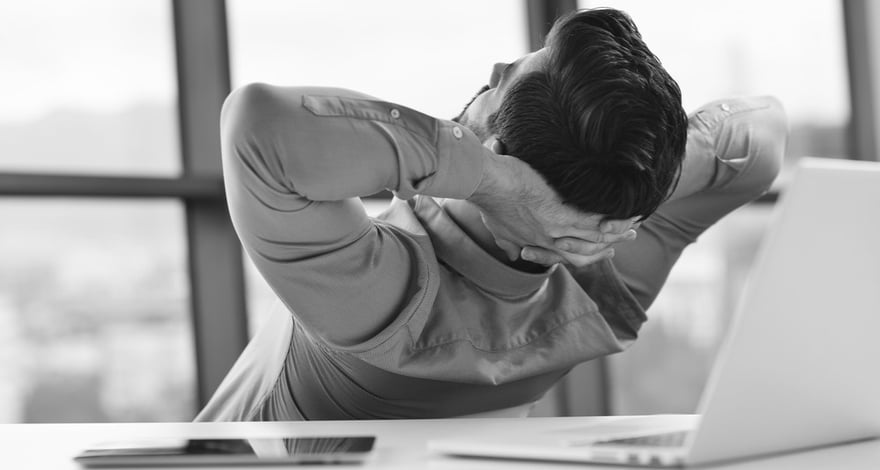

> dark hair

[{"left": 490, "top": 8, "right": 687, "bottom": 220}]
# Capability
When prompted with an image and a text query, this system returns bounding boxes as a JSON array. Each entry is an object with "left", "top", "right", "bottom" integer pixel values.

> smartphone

[{"left": 73, "top": 435, "right": 375, "bottom": 467}]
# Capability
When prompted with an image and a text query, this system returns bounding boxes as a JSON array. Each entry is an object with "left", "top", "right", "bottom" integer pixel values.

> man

[{"left": 196, "top": 9, "right": 786, "bottom": 421}]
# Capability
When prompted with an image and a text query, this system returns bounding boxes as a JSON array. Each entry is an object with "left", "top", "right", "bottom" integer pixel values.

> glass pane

[
  {"left": 228, "top": 0, "right": 527, "bottom": 121},
  {"left": 580, "top": 0, "right": 850, "bottom": 181},
  {"left": 230, "top": 0, "right": 525, "bottom": 327},
  {"left": 0, "top": 1, "right": 180, "bottom": 175},
  {"left": 0, "top": 199, "right": 195, "bottom": 422}
]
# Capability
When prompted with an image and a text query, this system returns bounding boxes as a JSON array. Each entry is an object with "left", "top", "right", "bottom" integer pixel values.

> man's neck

[{"left": 442, "top": 199, "right": 549, "bottom": 274}]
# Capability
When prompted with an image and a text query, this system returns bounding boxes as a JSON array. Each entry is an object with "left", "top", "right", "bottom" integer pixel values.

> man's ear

[{"left": 487, "top": 137, "right": 507, "bottom": 155}]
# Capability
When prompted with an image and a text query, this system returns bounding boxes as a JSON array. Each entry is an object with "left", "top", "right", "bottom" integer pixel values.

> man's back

[{"left": 197, "top": 187, "right": 643, "bottom": 421}]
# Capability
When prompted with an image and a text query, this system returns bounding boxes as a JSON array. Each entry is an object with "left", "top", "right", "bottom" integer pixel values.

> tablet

[{"left": 74, "top": 435, "right": 375, "bottom": 467}]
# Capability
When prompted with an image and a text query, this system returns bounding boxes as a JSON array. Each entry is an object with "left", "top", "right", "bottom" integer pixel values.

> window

[
  {"left": 0, "top": 0, "right": 180, "bottom": 175},
  {"left": 228, "top": 0, "right": 528, "bottom": 331},
  {"left": 0, "top": 200, "right": 194, "bottom": 422},
  {"left": 578, "top": 0, "right": 851, "bottom": 414},
  {"left": 580, "top": 1, "right": 850, "bottom": 166},
  {"left": 0, "top": 1, "right": 197, "bottom": 422},
  {"left": 228, "top": 0, "right": 526, "bottom": 120}
]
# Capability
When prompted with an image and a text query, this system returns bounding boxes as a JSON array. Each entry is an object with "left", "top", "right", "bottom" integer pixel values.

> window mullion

[{"left": 173, "top": 0, "right": 248, "bottom": 409}]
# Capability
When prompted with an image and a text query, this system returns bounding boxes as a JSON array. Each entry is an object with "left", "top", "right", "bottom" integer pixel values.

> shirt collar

[{"left": 413, "top": 196, "right": 555, "bottom": 298}]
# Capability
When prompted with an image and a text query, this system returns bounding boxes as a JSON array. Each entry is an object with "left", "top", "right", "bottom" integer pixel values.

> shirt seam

[
  {"left": 695, "top": 102, "right": 770, "bottom": 129},
  {"left": 303, "top": 94, "right": 435, "bottom": 143}
]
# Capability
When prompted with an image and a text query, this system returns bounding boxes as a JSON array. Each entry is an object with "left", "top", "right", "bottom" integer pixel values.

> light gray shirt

[{"left": 196, "top": 85, "right": 786, "bottom": 421}]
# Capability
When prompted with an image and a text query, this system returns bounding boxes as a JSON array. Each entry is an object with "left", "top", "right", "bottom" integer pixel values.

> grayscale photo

[{"left": 1, "top": 1, "right": 878, "bottom": 468}]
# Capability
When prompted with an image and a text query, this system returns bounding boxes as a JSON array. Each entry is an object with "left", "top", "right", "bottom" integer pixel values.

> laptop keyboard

[{"left": 593, "top": 430, "right": 690, "bottom": 448}]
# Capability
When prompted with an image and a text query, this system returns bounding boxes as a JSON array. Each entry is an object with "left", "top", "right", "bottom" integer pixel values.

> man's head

[{"left": 454, "top": 8, "right": 687, "bottom": 221}]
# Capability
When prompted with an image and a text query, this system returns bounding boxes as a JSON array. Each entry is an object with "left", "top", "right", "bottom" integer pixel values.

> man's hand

[{"left": 467, "top": 149, "right": 638, "bottom": 268}]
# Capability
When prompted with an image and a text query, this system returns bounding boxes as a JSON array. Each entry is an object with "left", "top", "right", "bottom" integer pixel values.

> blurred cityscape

[{"left": 0, "top": 105, "right": 195, "bottom": 423}]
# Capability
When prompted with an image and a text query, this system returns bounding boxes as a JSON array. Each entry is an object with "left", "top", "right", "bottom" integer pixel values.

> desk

[{"left": 1, "top": 415, "right": 879, "bottom": 469}]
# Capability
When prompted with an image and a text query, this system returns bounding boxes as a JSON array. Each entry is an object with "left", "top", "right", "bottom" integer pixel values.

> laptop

[{"left": 430, "top": 157, "right": 880, "bottom": 467}]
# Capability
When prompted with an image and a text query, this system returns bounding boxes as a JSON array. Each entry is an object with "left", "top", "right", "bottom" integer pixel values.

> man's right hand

[{"left": 467, "top": 148, "right": 638, "bottom": 268}]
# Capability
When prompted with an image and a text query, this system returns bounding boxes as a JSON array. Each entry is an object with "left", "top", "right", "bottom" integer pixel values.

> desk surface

[{"left": 1, "top": 415, "right": 879, "bottom": 469}]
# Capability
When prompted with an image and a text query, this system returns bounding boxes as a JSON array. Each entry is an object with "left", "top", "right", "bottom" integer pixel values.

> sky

[{"left": 0, "top": 0, "right": 850, "bottom": 125}]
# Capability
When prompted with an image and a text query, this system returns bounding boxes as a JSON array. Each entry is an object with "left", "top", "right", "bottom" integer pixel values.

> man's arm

[
  {"left": 667, "top": 96, "right": 787, "bottom": 204},
  {"left": 610, "top": 95, "right": 788, "bottom": 310},
  {"left": 221, "top": 84, "right": 487, "bottom": 346}
]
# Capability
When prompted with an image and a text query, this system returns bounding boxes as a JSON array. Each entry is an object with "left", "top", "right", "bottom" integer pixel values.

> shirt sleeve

[
  {"left": 676, "top": 95, "right": 788, "bottom": 222},
  {"left": 610, "top": 96, "right": 787, "bottom": 310},
  {"left": 220, "top": 84, "right": 486, "bottom": 346}
]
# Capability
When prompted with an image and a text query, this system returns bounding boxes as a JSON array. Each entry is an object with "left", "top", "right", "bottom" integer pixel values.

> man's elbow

[{"left": 220, "top": 82, "right": 278, "bottom": 149}]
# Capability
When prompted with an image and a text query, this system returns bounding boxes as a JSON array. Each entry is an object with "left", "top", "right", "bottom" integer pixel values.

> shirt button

[
  {"left": 452, "top": 126, "right": 463, "bottom": 139},
  {"left": 720, "top": 103, "right": 730, "bottom": 112},
  {"left": 390, "top": 109, "right": 400, "bottom": 119}
]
